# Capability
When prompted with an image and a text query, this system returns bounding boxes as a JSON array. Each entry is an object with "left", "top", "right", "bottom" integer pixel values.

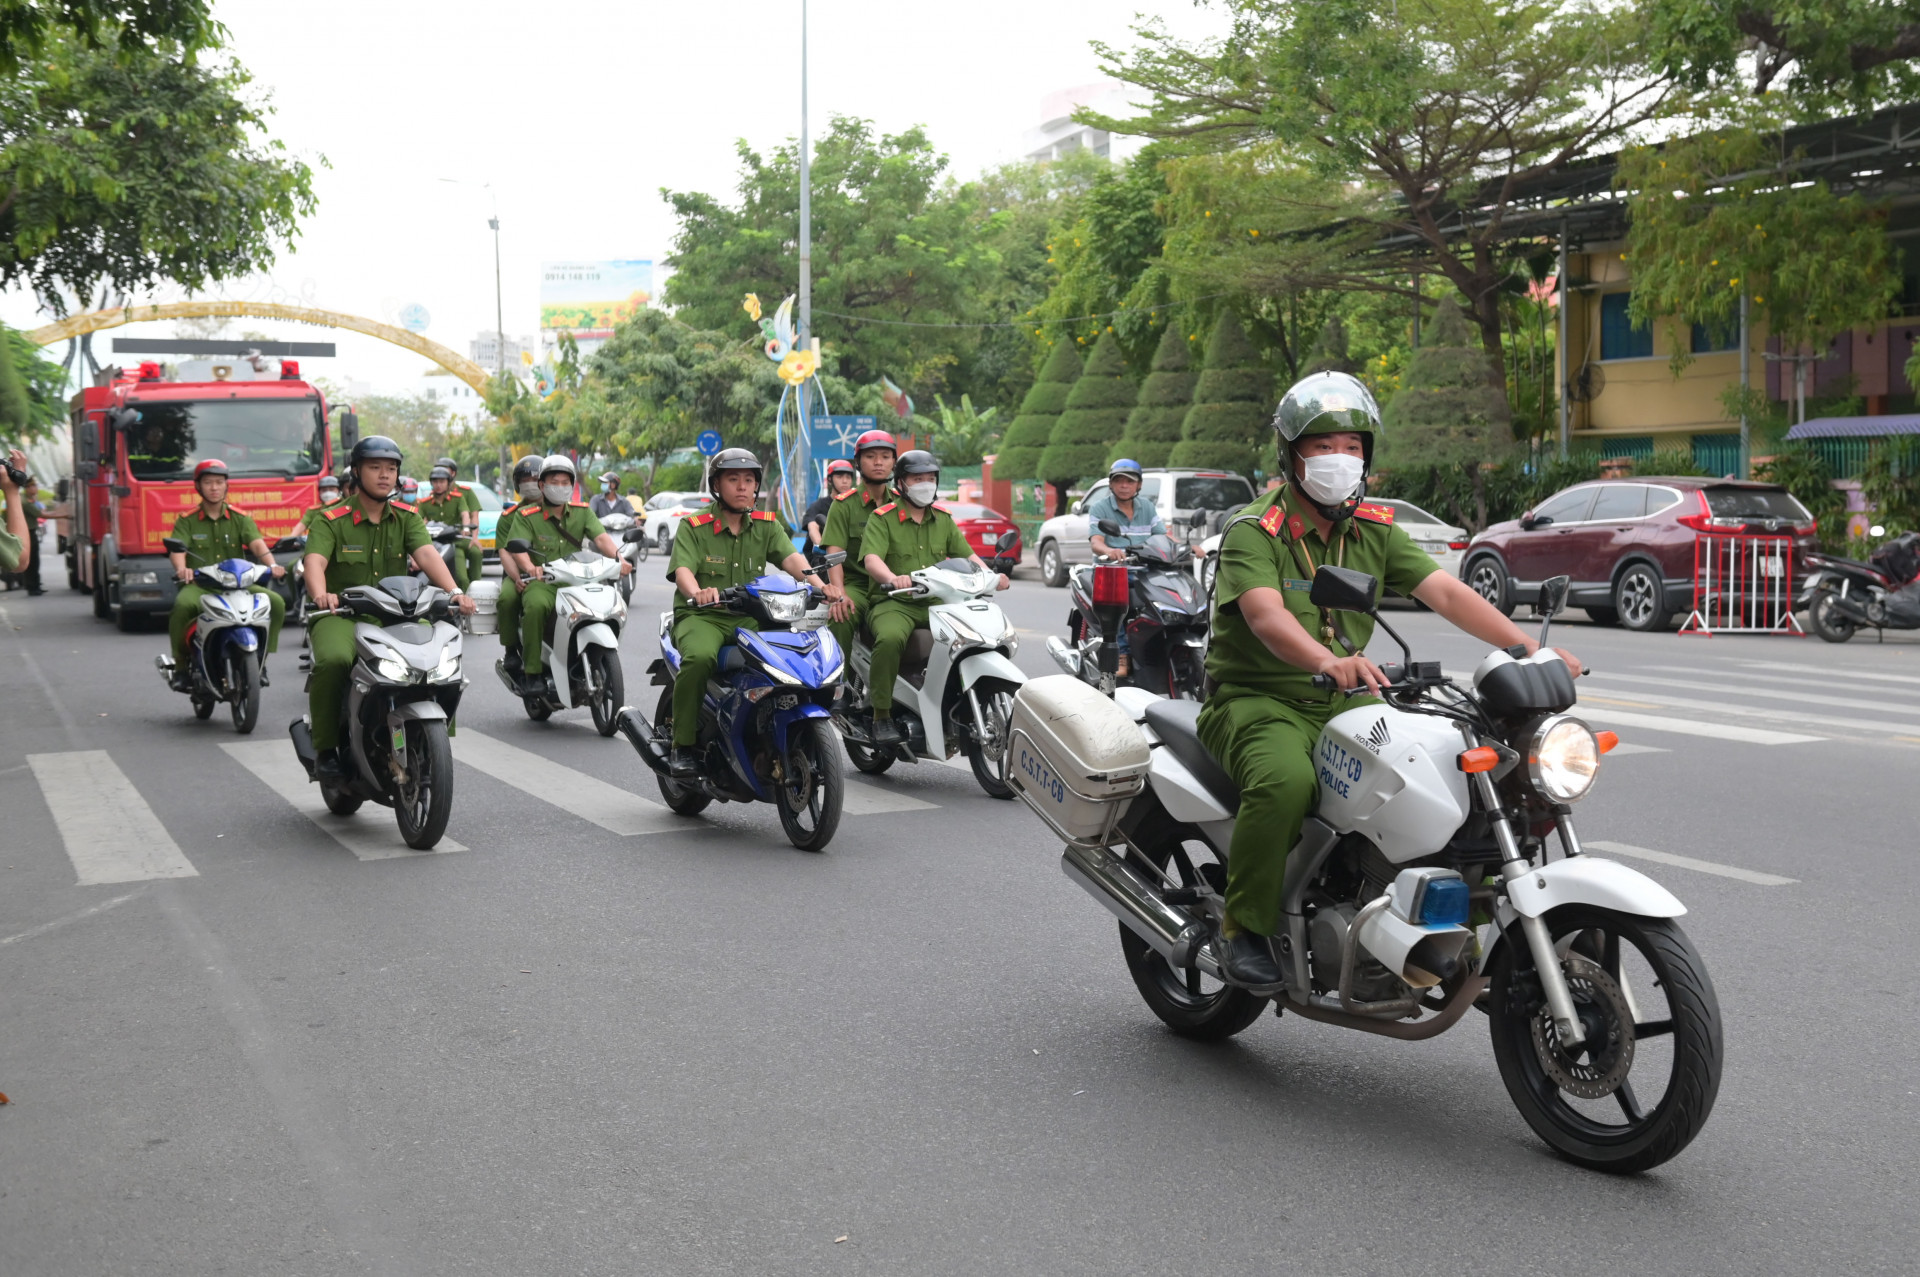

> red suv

[{"left": 1461, "top": 478, "right": 1818, "bottom": 631}]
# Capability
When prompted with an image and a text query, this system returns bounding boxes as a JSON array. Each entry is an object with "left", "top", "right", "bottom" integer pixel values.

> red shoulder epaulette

[
  {"left": 570, "top": 500, "right": 589, "bottom": 508},
  {"left": 749, "top": 510, "right": 777, "bottom": 522},
  {"left": 932, "top": 502, "right": 951, "bottom": 514},
  {"left": 392, "top": 500, "right": 417, "bottom": 513},
  {"left": 834, "top": 489, "right": 859, "bottom": 501},
  {"left": 1353, "top": 501, "right": 1395, "bottom": 527},
  {"left": 324, "top": 505, "right": 354, "bottom": 521},
  {"left": 225, "top": 503, "right": 248, "bottom": 516},
  {"left": 875, "top": 502, "right": 897, "bottom": 516},
  {"left": 687, "top": 512, "right": 715, "bottom": 527},
  {"left": 512, "top": 503, "right": 539, "bottom": 516},
  {"left": 1255, "top": 503, "right": 1307, "bottom": 541}
]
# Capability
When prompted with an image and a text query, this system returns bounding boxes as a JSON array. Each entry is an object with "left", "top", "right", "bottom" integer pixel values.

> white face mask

[
  {"left": 518, "top": 480, "right": 541, "bottom": 501},
  {"left": 542, "top": 481, "right": 573, "bottom": 506},
  {"left": 904, "top": 481, "right": 937, "bottom": 508},
  {"left": 1297, "top": 453, "right": 1365, "bottom": 507}
]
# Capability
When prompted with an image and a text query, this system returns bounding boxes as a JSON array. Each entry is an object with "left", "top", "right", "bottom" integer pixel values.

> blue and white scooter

[
  {"left": 154, "top": 540, "right": 272, "bottom": 734},
  {"left": 616, "top": 570, "right": 846, "bottom": 852}
]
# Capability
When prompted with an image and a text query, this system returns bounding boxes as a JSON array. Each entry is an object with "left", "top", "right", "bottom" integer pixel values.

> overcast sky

[{"left": 2, "top": 0, "right": 1225, "bottom": 397}]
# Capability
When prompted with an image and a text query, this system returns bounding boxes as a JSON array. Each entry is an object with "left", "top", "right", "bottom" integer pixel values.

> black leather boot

[
  {"left": 1219, "top": 930, "right": 1286, "bottom": 992},
  {"left": 872, "top": 715, "right": 903, "bottom": 748},
  {"left": 314, "top": 748, "right": 347, "bottom": 782},
  {"left": 668, "top": 747, "right": 699, "bottom": 778}
]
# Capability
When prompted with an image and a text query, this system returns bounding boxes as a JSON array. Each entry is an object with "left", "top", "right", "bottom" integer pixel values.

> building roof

[{"left": 1787, "top": 414, "right": 1920, "bottom": 438}]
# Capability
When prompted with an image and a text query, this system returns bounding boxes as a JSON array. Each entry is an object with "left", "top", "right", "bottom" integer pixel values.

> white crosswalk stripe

[
  {"left": 221, "top": 741, "right": 466, "bottom": 859},
  {"left": 454, "top": 728, "right": 695, "bottom": 835},
  {"left": 26, "top": 751, "right": 200, "bottom": 885},
  {"left": 1578, "top": 704, "right": 1823, "bottom": 746},
  {"left": 1586, "top": 840, "right": 1798, "bottom": 887},
  {"left": 840, "top": 781, "right": 938, "bottom": 814}
]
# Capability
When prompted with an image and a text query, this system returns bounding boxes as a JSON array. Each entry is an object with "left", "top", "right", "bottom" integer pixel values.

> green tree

[
  {"left": 1, "top": 324, "right": 72, "bottom": 442},
  {"left": 1040, "top": 333, "right": 1136, "bottom": 488},
  {"left": 1116, "top": 322, "right": 1199, "bottom": 468},
  {"left": 1378, "top": 298, "right": 1514, "bottom": 530},
  {"left": 1091, "top": 0, "right": 1678, "bottom": 403},
  {"left": 1647, "top": 0, "right": 1920, "bottom": 104},
  {"left": 1035, "top": 151, "right": 1172, "bottom": 368},
  {"left": 0, "top": 32, "right": 317, "bottom": 309},
  {"left": 0, "top": 0, "right": 218, "bottom": 73},
  {"left": 930, "top": 393, "right": 1000, "bottom": 467},
  {"left": 993, "top": 340, "right": 1081, "bottom": 501},
  {"left": 1171, "top": 311, "right": 1272, "bottom": 478},
  {"left": 356, "top": 393, "right": 457, "bottom": 474},
  {"left": 1302, "top": 314, "right": 1358, "bottom": 375}
]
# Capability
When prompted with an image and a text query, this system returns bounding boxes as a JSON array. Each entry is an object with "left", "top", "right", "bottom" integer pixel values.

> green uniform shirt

[
  {"left": 299, "top": 498, "right": 342, "bottom": 533},
  {"left": 666, "top": 509, "right": 795, "bottom": 616},
  {"left": 820, "top": 486, "right": 889, "bottom": 592},
  {"left": 501, "top": 499, "right": 604, "bottom": 566},
  {"left": 0, "top": 526, "right": 21, "bottom": 573},
  {"left": 416, "top": 488, "right": 471, "bottom": 527},
  {"left": 306, "top": 499, "right": 431, "bottom": 590},
  {"left": 1207, "top": 487, "right": 1440, "bottom": 703},
  {"left": 172, "top": 504, "right": 264, "bottom": 568},
  {"left": 860, "top": 502, "right": 973, "bottom": 578}
]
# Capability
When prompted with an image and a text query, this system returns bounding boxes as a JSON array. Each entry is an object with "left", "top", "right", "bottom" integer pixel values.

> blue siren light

[{"left": 1420, "top": 876, "right": 1471, "bottom": 928}]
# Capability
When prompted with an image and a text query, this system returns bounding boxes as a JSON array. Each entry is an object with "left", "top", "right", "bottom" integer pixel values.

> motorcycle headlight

[
  {"left": 1526, "top": 715, "right": 1600, "bottom": 803},
  {"left": 761, "top": 591, "right": 807, "bottom": 622},
  {"left": 374, "top": 655, "right": 417, "bottom": 684},
  {"left": 428, "top": 647, "right": 462, "bottom": 683}
]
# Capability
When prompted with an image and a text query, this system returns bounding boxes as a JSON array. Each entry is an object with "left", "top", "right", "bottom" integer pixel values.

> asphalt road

[{"left": 3, "top": 542, "right": 1919, "bottom": 1276}]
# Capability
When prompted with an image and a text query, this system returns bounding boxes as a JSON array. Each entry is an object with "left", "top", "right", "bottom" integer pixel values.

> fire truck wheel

[{"left": 91, "top": 558, "right": 110, "bottom": 618}]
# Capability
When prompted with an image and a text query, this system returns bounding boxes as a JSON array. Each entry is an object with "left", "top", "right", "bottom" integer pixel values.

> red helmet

[
  {"left": 853, "top": 429, "right": 897, "bottom": 456},
  {"left": 826, "top": 459, "right": 855, "bottom": 478},
  {"left": 193, "top": 458, "right": 230, "bottom": 484}
]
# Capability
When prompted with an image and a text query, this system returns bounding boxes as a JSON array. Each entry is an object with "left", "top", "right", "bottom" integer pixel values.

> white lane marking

[
  {"left": 1591, "top": 670, "right": 1920, "bottom": 717},
  {"left": 0, "top": 889, "right": 146, "bottom": 946},
  {"left": 220, "top": 742, "right": 466, "bottom": 859},
  {"left": 1586, "top": 839, "right": 1798, "bottom": 886},
  {"left": 1580, "top": 680, "right": 1917, "bottom": 738},
  {"left": 455, "top": 729, "right": 691, "bottom": 835},
  {"left": 25, "top": 752, "right": 200, "bottom": 885},
  {"left": 1735, "top": 659, "right": 1920, "bottom": 687},
  {"left": 1605, "top": 741, "right": 1669, "bottom": 755},
  {"left": 840, "top": 781, "right": 939, "bottom": 815},
  {"left": 1646, "top": 664, "right": 1920, "bottom": 697},
  {"left": 1577, "top": 708, "right": 1821, "bottom": 745}
]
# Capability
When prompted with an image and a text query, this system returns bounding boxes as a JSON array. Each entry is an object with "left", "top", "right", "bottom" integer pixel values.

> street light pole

[
  {"left": 798, "top": 0, "right": 811, "bottom": 344},
  {"left": 489, "top": 214, "right": 504, "bottom": 377}
]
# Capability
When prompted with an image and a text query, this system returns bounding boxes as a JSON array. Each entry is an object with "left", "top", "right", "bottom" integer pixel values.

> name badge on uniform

[
  {"left": 704, "top": 554, "right": 728, "bottom": 565},
  {"left": 1281, "top": 577, "right": 1312, "bottom": 592},
  {"left": 340, "top": 543, "right": 367, "bottom": 557}
]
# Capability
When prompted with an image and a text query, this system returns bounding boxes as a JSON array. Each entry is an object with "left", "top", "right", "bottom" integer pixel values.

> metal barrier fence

[{"left": 1679, "top": 533, "right": 1805, "bottom": 636}]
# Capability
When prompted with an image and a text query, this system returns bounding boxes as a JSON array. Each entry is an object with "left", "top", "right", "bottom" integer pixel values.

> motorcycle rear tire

[
  {"left": 321, "top": 782, "right": 363, "bottom": 815},
  {"left": 1119, "top": 812, "right": 1268, "bottom": 1041},
  {"left": 523, "top": 696, "right": 552, "bottom": 721},
  {"left": 1807, "top": 592, "right": 1857, "bottom": 643},
  {"left": 1487, "top": 906, "right": 1722, "bottom": 1174},
  {"left": 652, "top": 684, "right": 711, "bottom": 815},
  {"left": 777, "top": 718, "right": 844, "bottom": 853},
  {"left": 192, "top": 692, "right": 216, "bottom": 720},
  {"left": 393, "top": 719, "right": 454, "bottom": 850},
  {"left": 586, "top": 647, "right": 624, "bottom": 737},
  {"left": 229, "top": 649, "right": 261, "bottom": 735},
  {"left": 845, "top": 738, "right": 894, "bottom": 774}
]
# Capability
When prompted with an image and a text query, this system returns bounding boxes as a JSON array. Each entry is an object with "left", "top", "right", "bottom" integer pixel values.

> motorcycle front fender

[
  {"left": 957, "top": 648, "right": 1026, "bottom": 691},
  {"left": 770, "top": 701, "right": 831, "bottom": 756},
  {"left": 576, "top": 621, "right": 620, "bottom": 650},
  {"left": 1506, "top": 854, "right": 1687, "bottom": 920},
  {"left": 386, "top": 699, "right": 448, "bottom": 733}
]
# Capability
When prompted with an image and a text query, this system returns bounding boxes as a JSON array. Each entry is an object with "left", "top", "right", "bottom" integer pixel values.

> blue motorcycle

[
  {"left": 153, "top": 542, "right": 272, "bottom": 733},
  {"left": 617, "top": 571, "right": 846, "bottom": 852}
]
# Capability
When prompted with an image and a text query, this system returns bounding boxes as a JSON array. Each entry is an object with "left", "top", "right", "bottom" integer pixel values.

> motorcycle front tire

[
  {"left": 393, "top": 719, "right": 454, "bottom": 850},
  {"left": 586, "top": 647, "right": 624, "bottom": 737},
  {"left": 776, "top": 718, "right": 844, "bottom": 853},
  {"left": 229, "top": 648, "right": 261, "bottom": 734},
  {"left": 1807, "top": 591, "right": 1857, "bottom": 643},
  {"left": 652, "top": 684, "right": 711, "bottom": 815},
  {"left": 965, "top": 679, "right": 1018, "bottom": 800}
]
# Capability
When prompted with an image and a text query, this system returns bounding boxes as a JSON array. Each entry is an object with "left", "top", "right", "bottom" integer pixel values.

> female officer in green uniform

[
  {"left": 303, "top": 436, "right": 474, "bottom": 781},
  {"left": 860, "top": 450, "right": 1009, "bottom": 748},
  {"left": 819, "top": 428, "right": 898, "bottom": 658},
  {"left": 497, "top": 454, "right": 632, "bottom": 694},
  {"left": 664, "top": 448, "right": 827, "bottom": 776},
  {"left": 1199, "top": 371, "right": 1583, "bottom": 990},
  {"left": 164, "top": 459, "right": 287, "bottom": 691}
]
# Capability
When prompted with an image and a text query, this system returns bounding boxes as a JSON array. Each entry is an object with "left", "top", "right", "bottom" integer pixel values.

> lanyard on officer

[{"left": 1288, "top": 521, "right": 1347, "bottom": 647}]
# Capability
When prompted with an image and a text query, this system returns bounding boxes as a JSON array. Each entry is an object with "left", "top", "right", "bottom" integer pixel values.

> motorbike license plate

[{"left": 391, "top": 726, "right": 406, "bottom": 754}]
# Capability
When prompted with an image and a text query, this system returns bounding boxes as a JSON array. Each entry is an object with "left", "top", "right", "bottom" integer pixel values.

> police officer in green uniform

[
  {"left": 0, "top": 446, "right": 33, "bottom": 575},
  {"left": 860, "top": 450, "right": 1009, "bottom": 748},
  {"left": 499, "top": 454, "right": 633, "bottom": 695},
  {"left": 664, "top": 448, "right": 827, "bottom": 776},
  {"left": 299, "top": 475, "right": 343, "bottom": 533},
  {"left": 303, "top": 436, "right": 475, "bottom": 780},
  {"left": 1198, "top": 372, "right": 1584, "bottom": 990},
  {"left": 495, "top": 455, "right": 546, "bottom": 677},
  {"left": 163, "top": 458, "right": 288, "bottom": 691},
  {"left": 418, "top": 465, "right": 484, "bottom": 589},
  {"left": 819, "top": 428, "right": 899, "bottom": 663}
]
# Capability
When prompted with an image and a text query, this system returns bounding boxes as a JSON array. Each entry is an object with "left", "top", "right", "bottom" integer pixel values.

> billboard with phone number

[{"left": 539, "top": 261, "right": 653, "bottom": 337}]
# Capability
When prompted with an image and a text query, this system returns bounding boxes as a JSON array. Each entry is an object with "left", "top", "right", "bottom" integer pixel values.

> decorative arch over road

[{"left": 27, "top": 300, "right": 492, "bottom": 393}]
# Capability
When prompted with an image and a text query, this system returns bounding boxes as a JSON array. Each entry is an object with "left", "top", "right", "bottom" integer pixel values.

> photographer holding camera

[{"left": 0, "top": 448, "right": 32, "bottom": 577}]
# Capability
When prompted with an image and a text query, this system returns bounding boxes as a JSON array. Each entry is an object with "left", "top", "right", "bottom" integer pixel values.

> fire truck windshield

[{"left": 122, "top": 399, "right": 326, "bottom": 481}]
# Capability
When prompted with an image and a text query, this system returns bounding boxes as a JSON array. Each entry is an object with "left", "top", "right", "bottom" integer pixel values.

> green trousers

[
  {"left": 449, "top": 538, "right": 483, "bottom": 590},
  {"left": 170, "top": 582, "right": 284, "bottom": 667},
  {"left": 498, "top": 575, "right": 522, "bottom": 652},
  {"left": 518, "top": 580, "right": 560, "bottom": 674},
  {"left": 1196, "top": 687, "right": 1377, "bottom": 937},
  {"left": 307, "top": 613, "right": 380, "bottom": 751},
  {"left": 669, "top": 611, "right": 757, "bottom": 746},
  {"left": 825, "top": 582, "right": 867, "bottom": 670},
  {"left": 865, "top": 597, "right": 932, "bottom": 715}
]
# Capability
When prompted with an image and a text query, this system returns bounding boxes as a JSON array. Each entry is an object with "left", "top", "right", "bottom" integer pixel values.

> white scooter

[
  {"left": 1006, "top": 569, "right": 1723, "bottom": 1173},
  {"left": 494, "top": 535, "right": 631, "bottom": 735},
  {"left": 837, "top": 550, "right": 1026, "bottom": 799},
  {"left": 598, "top": 511, "right": 648, "bottom": 603}
]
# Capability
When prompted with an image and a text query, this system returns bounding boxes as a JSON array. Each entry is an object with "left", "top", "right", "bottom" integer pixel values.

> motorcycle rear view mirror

[
  {"left": 504, "top": 538, "right": 532, "bottom": 555},
  {"left": 1096, "top": 518, "right": 1122, "bottom": 536},
  {"left": 1309, "top": 565, "right": 1379, "bottom": 613},
  {"left": 994, "top": 530, "right": 1019, "bottom": 554},
  {"left": 433, "top": 527, "right": 461, "bottom": 544},
  {"left": 818, "top": 549, "right": 847, "bottom": 567},
  {"left": 1537, "top": 574, "right": 1571, "bottom": 647},
  {"left": 161, "top": 537, "right": 186, "bottom": 554},
  {"left": 622, "top": 527, "right": 647, "bottom": 543},
  {"left": 337, "top": 409, "right": 359, "bottom": 454}
]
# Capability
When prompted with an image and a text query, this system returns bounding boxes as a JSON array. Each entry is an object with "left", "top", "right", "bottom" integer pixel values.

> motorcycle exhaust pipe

[
  {"left": 1060, "top": 842, "right": 1212, "bottom": 972},
  {"left": 1045, "top": 635, "right": 1083, "bottom": 677},
  {"left": 614, "top": 705, "right": 672, "bottom": 777}
]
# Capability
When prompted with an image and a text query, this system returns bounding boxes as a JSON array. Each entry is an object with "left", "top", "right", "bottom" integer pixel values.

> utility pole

[
  {"left": 1738, "top": 289, "right": 1751, "bottom": 478},
  {"left": 489, "top": 214, "right": 504, "bottom": 377},
  {"left": 1557, "top": 217, "right": 1570, "bottom": 461},
  {"left": 798, "top": 0, "right": 812, "bottom": 344}
]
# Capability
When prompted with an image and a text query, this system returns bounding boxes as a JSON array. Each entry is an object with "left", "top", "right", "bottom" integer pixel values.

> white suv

[{"left": 1035, "top": 469, "right": 1256, "bottom": 587}]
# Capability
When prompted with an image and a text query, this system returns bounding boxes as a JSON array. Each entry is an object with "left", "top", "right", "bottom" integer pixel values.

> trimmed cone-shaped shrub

[
  {"left": 1378, "top": 296, "right": 1513, "bottom": 529},
  {"left": 993, "top": 340, "right": 1082, "bottom": 481},
  {"left": 1304, "top": 314, "right": 1358, "bottom": 376},
  {"left": 1169, "top": 312, "right": 1273, "bottom": 478},
  {"left": 1114, "top": 324, "right": 1196, "bottom": 469},
  {"left": 1040, "top": 333, "right": 1136, "bottom": 487}
]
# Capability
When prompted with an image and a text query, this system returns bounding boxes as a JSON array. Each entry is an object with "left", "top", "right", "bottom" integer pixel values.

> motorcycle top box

[
  {"left": 1006, "top": 676, "right": 1151, "bottom": 847},
  {"left": 461, "top": 577, "right": 502, "bottom": 636}
]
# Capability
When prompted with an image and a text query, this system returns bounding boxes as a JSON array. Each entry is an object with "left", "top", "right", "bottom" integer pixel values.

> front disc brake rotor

[{"left": 1529, "top": 954, "right": 1635, "bottom": 1099}]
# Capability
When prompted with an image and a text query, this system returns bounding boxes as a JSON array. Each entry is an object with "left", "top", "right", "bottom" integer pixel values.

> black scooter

[
  {"left": 1804, "top": 531, "right": 1920, "bottom": 643},
  {"left": 1048, "top": 520, "right": 1209, "bottom": 699}
]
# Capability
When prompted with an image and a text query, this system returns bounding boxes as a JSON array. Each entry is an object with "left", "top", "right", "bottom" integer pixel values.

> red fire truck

[{"left": 66, "top": 355, "right": 356, "bottom": 631}]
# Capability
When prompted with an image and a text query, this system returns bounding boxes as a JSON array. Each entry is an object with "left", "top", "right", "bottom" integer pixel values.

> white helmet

[{"left": 540, "top": 453, "right": 577, "bottom": 481}]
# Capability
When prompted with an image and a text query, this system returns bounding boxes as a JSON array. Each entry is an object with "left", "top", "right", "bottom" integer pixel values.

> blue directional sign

[
  {"left": 696, "top": 430, "right": 723, "bottom": 456},
  {"left": 809, "top": 415, "right": 877, "bottom": 464}
]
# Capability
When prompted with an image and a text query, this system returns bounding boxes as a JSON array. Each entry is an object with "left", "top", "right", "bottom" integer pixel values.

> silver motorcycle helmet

[{"left": 1271, "top": 371, "right": 1382, "bottom": 521}]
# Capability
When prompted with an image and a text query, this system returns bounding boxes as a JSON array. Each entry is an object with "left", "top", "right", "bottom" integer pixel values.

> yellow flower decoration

[
  {"left": 776, "top": 348, "right": 818, "bottom": 386},
  {"left": 1249, "top": 228, "right": 1259, "bottom": 237},
  {"left": 743, "top": 293, "right": 762, "bottom": 322}
]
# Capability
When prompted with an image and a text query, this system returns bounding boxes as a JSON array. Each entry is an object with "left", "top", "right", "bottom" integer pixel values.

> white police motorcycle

[
  {"left": 1006, "top": 569, "right": 1723, "bottom": 1173},
  {"left": 836, "top": 539, "right": 1026, "bottom": 798},
  {"left": 153, "top": 540, "right": 273, "bottom": 734},
  {"left": 495, "top": 533, "right": 635, "bottom": 735}
]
